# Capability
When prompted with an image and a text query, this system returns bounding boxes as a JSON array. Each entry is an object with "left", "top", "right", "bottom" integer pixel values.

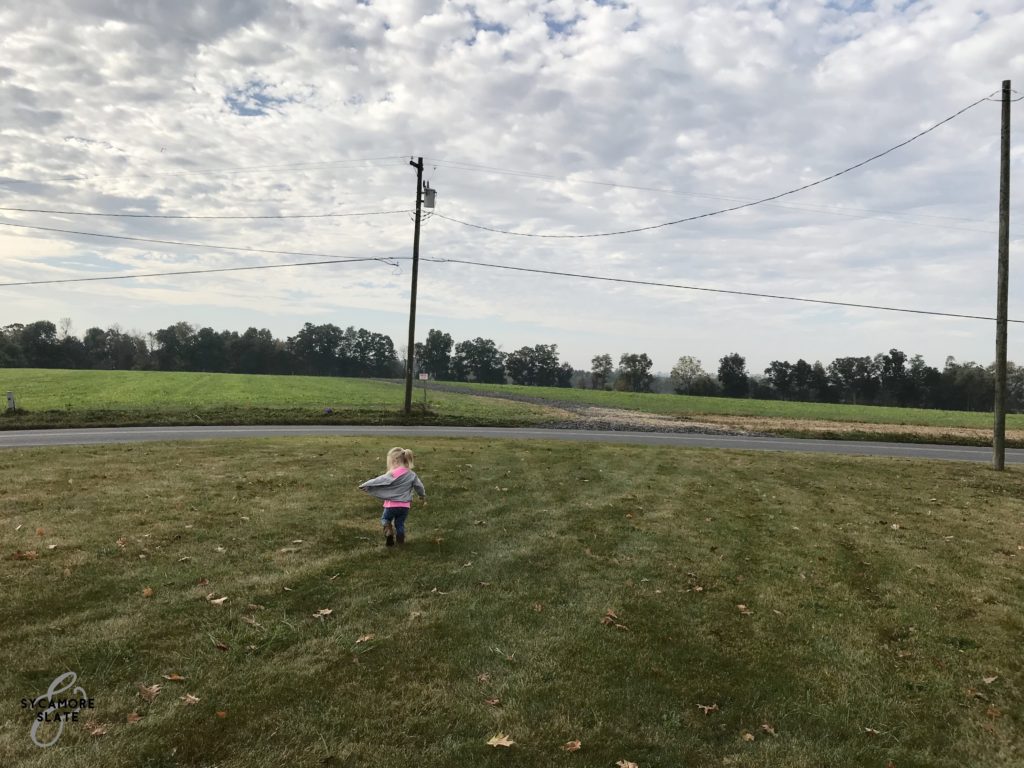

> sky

[{"left": 0, "top": 0, "right": 1022, "bottom": 376}]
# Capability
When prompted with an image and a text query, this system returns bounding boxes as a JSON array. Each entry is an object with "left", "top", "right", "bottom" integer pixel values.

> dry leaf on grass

[
  {"left": 138, "top": 683, "right": 161, "bottom": 702},
  {"left": 11, "top": 550, "right": 38, "bottom": 560},
  {"left": 241, "top": 616, "right": 263, "bottom": 628},
  {"left": 616, "top": 760, "right": 639, "bottom": 768},
  {"left": 741, "top": 731, "right": 755, "bottom": 742},
  {"left": 983, "top": 676, "right": 999, "bottom": 685},
  {"left": 486, "top": 733, "right": 515, "bottom": 748},
  {"left": 216, "top": 710, "right": 228, "bottom": 719},
  {"left": 356, "top": 634, "right": 375, "bottom": 644},
  {"left": 600, "top": 609, "right": 629, "bottom": 630},
  {"left": 88, "top": 723, "right": 108, "bottom": 736},
  {"left": 36, "top": 527, "right": 45, "bottom": 537},
  {"left": 116, "top": 537, "right": 127, "bottom": 549},
  {"left": 313, "top": 608, "right": 333, "bottom": 619},
  {"left": 737, "top": 604, "right": 753, "bottom": 616},
  {"left": 761, "top": 723, "right": 777, "bottom": 737},
  {"left": 180, "top": 694, "right": 200, "bottom": 705},
  {"left": 247, "top": 603, "right": 266, "bottom": 611},
  {"left": 162, "top": 674, "right": 186, "bottom": 681},
  {"left": 207, "top": 595, "right": 228, "bottom": 606},
  {"left": 484, "top": 697, "right": 501, "bottom": 706},
  {"left": 864, "top": 727, "right": 881, "bottom": 736},
  {"left": 697, "top": 703, "right": 719, "bottom": 715},
  {"left": 142, "top": 587, "right": 154, "bottom": 598},
  {"left": 532, "top": 602, "right": 544, "bottom": 612},
  {"left": 47, "top": 543, "right": 57, "bottom": 550},
  {"left": 126, "top": 712, "right": 142, "bottom": 724},
  {"left": 476, "top": 673, "right": 491, "bottom": 683},
  {"left": 214, "top": 641, "right": 229, "bottom": 651},
  {"left": 562, "top": 739, "right": 582, "bottom": 752}
]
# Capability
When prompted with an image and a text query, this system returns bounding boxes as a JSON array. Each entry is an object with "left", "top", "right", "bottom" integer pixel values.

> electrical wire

[
  {"left": 420, "top": 256, "right": 1022, "bottom": 323},
  {"left": 0, "top": 220, "right": 403, "bottom": 262},
  {"left": 432, "top": 94, "right": 996, "bottom": 238},
  {"left": 0, "top": 206, "right": 411, "bottom": 221},
  {"left": 424, "top": 157, "right": 995, "bottom": 231},
  {"left": 1, "top": 155, "right": 409, "bottom": 185},
  {"left": 2, "top": 246, "right": 1017, "bottom": 325},
  {"left": 0, "top": 256, "right": 397, "bottom": 287}
]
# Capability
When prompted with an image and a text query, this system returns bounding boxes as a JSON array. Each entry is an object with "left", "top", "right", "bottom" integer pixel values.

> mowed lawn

[
  {"left": 439, "top": 381, "right": 1024, "bottom": 431},
  {"left": 0, "top": 369, "right": 555, "bottom": 428},
  {"left": 2, "top": 440, "right": 1023, "bottom": 767}
]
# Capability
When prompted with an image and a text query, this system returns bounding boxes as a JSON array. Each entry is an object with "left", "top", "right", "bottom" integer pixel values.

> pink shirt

[{"left": 383, "top": 466, "right": 411, "bottom": 508}]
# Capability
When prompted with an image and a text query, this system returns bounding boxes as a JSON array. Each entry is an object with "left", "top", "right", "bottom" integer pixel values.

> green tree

[
  {"left": 617, "top": 353, "right": 654, "bottom": 393},
  {"left": 420, "top": 329, "right": 453, "bottom": 379},
  {"left": 451, "top": 338, "right": 506, "bottom": 383},
  {"left": 670, "top": 356, "right": 706, "bottom": 395},
  {"left": 591, "top": 353, "right": 614, "bottom": 390},
  {"left": 717, "top": 353, "right": 748, "bottom": 398}
]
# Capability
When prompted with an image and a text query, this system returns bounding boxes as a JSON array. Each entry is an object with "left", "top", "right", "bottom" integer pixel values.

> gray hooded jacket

[{"left": 358, "top": 468, "right": 426, "bottom": 503}]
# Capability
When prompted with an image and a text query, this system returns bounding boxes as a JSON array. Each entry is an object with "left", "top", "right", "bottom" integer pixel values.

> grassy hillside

[
  {"left": 2, "top": 438, "right": 1022, "bottom": 766},
  {"left": 436, "top": 381, "right": 1023, "bottom": 430},
  {"left": 0, "top": 369, "right": 556, "bottom": 429}
]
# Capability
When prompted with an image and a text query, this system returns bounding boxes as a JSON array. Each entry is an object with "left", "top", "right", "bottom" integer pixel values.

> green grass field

[
  {"left": 2, "top": 438, "right": 1022, "bottom": 767},
  {"left": 0, "top": 370, "right": 555, "bottom": 430},
  {"left": 436, "top": 382, "right": 1024, "bottom": 430}
]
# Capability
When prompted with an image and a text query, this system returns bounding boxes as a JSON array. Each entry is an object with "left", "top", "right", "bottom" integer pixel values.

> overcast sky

[{"left": 1, "top": 0, "right": 1021, "bottom": 375}]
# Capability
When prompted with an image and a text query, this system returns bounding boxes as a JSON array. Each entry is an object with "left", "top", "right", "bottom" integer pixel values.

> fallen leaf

[
  {"left": 692, "top": 585, "right": 704, "bottom": 592},
  {"left": 247, "top": 603, "right": 266, "bottom": 611},
  {"left": 562, "top": 739, "right": 582, "bottom": 752},
  {"left": 462, "top": 561, "right": 473, "bottom": 567},
  {"left": 208, "top": 596, "right": 228, "bottom": 606},
  {"left": 216, "top": 710, "right": 228, "bottom": 719},
  {"left": 291, "top": 539, "right": 304, "bottom": 544},
  {"left": 430, "top": 587, "right": 448, "bottom": 595},
  {"left": 214, "top": 641, "right": 229, "bottom": 651},
  {"left": 116, "top": 537, "right": 127, "bottom": 549},
  {"left": 47, "top": 544, "right": 57, "bottom": 550},
  {"left": 983, "top": 676, "right": 998, "bottom": 685},
  {"left": 241, "top": 616, "right": 263, "bottom": 628},
  {"left": 986, "top": 706, "right": 1002, "bottom": 719},
  {"left": 355, "top": 633, "right": 374, "bottom": 644},
  {"left": 410, "top": 611, "right": 423, "bottom": 619},
  {"left": 478, "top": 581, "right": 492, "bottom": 587},
  {"left": 88, "top": 723, "right": 108, "bottom": 736},
  {"left": 180, "top": 694, "right": 200, "bottom": 705},
  {"left": 864, "top": 727, "right": 881, "bottom": 736},
  {"left": 138, "top": 683, "right": 161, "bottom": 702},
  {"left": 486, "top": 733, "right": 515, "bottom": 748},
  {"left": 741, "top": 731, "right": 755, "bottom": 742},
  {"left": 283, "top": 586, "right": 293, "bottom": 591},
  {"left": 278, "top": 547, "right": 299, "bottom": 553},
  {"left": 196, "top": 578, "right": 209, "bottom": 586},
  {"left": 15, "top": 523, "right": 23, "bottom": 531},
  {"left": 162, "top": 674, "right": 186, "bottom": 682},
  {"left": 313, "top": 608, "right": 333, "bottom": 619},
  {"left": 615, "top": 761, "right": 638, "bottom": 768},
  {"left": 532, "top": 602, "right": 543, "bottom": 612},
  {"left": 329, "top": 573, "right": 340, "bottom": 581},
  {"left": 142, "top": 587, "right": 154, "bottom": 598},
  {"left": 697, "top": 703, "right": 719, "bottom": 715},
  {"left": 896, "top": 650, "right": 913, "bottom": 658},
  {"left": 737, "top": 604, "right": 753, "bottom": 616},
  {"left": 476, "top": 673, "right": 491, "bottom": 683},
  {"left": 126, "top": 712, "right": 142, "bottom": 724},
  {"left": 11, "top": 550, "right": 38, "bottom": 560},
  {"left": 177, "top": 556, "right": 191, "bottom": 562},
  {"left": 891, "top": 523, "right": 900, "bottom": 530},
  {"left": 625, "top": 513, "right": 633, "bottom": 519},
  {"left": 484, "top": 697, "right": 501, "bottom": 706},
  {"left": 761, "top": 723, "right": 777, "bottom": 737},
  {"left": 214, "top": 546, "right": 226, "bottom": 553},
  {"left": 36, "top": 527, "right": 45, "bottom": 537}
]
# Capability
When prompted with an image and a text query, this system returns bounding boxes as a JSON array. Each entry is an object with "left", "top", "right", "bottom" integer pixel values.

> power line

[
  {"left": 0, "top": 219, "right": 406, "bottom": 262},
  {"left": 432, "top": 94, "right": 995, "bottom": 238},
  {"left": 0, "top": 206, "right": 410, "bottom": 221},
  {"left": 425, "top": 157, "right": 994, "bottom": 232},
  {"left": 420, "top": 256, "right": 1022, "bottom": 323},
  {"left": 1, "top": 155, "right": 409, "bottom": 185},
  {"left": 0, "top": 256, "right": 397, "bottom": 287},
  {"left": 3, "top": 246, "right": 1017, "bottom": 325}
]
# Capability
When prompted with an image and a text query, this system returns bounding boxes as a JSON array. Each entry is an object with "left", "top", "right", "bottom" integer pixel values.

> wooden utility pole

[
  {"left": 404, "top": 157, "right": 424, "bottom": 415},
  {"left": 994, "top": 80, "right": 1012, "bottom": 470}
]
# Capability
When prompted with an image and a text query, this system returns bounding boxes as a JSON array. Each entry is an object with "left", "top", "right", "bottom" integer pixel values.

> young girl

[{"left": 358, "top": 447, "right": 427, "bottom": 547}]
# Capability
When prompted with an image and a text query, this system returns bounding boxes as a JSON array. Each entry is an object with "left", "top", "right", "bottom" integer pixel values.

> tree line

[{"left": 1, "top": 319, "right": 1019, "bottom": 412}]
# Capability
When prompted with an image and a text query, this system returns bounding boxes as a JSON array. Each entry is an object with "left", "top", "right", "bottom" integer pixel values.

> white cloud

[{"left": 0, "top": 0, "right": 1020, "bottom": 375}]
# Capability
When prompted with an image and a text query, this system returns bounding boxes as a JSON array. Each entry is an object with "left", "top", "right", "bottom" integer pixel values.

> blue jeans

[{"left": 381, "top": 506, "right": 410, "bottom": 536}]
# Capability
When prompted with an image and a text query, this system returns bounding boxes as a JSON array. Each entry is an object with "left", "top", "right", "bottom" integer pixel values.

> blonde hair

[{"left": 386, "top": 446, "right": 414, "bottom": 471}]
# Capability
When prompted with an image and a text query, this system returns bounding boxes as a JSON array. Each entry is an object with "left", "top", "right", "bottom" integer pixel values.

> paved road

[{"left": 0, "top": 425, "right": 1017, "bottom": 464}]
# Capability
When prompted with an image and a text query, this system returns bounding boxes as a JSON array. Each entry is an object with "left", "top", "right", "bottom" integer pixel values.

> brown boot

[
  {"left": 383, "top": 522, "right": 395, "bottom": 547},
  {"left": 396, "top": 533, "right": 405, "bottom": 545}
]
